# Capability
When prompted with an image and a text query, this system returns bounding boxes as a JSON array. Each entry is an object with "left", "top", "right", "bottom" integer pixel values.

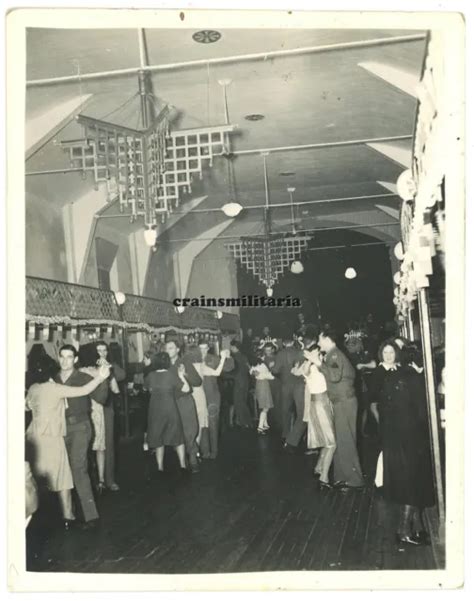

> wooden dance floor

[{"left": 27, "top": 428, "right": 439, "bottom": 573}]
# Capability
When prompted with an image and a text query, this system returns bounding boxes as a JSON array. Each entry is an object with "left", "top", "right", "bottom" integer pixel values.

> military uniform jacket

[{"left": 320, "top": 346, "right": 357, "bottom": 404}]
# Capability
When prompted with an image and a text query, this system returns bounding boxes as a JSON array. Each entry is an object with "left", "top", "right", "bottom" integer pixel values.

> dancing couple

[{"left": 293, "top": 327, "right": 365, "bottom": 491}]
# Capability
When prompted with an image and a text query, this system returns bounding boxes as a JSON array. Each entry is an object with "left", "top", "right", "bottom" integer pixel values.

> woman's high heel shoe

[
  {"left": 63, "top": 518, "right": 76, "bottom": 530},
  {"left": 319, "top": 480, "right": 333, "bottom": 490},
  {"left": 396, "top": 534, "right": 421, "bottom": 546},
  {"left": 412, "top": 530, "right": 431, "bottom": 545}
]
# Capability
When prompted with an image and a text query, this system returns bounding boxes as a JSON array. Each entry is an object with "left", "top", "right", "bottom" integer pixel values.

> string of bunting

[{"left": 25, "top": 314, "right": 219, "bottom": 336}]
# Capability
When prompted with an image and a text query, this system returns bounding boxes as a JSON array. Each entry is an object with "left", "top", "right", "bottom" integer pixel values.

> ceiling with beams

[{"left": 25, "top": 27, "right": 428, "bottom": 244}]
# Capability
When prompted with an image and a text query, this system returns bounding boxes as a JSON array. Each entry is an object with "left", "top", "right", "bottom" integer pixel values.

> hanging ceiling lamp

[
  {"left": 288, "top": 187, "right": 304, "bottom": 275},
  {"left": 394, "top": 241, "right": 405, "bottom": 261},
  {"left": 291, "top": 260, "right": 304, "bottom": 274},
  {"left": 226, "top": 153, "right": 311, "bottom": 290},
  {"left": 345, "top": 267, "right": 357, "bottom": 279},
  {"left": 143, "top": 225, "right": 157, "bottom": 247},
  {"left": 218, "top": 79, "right": 243, "bottom": 219},
  {"left": 396, "top": 169, "right": 417, "bottom": 201},
  {"left": 114, "top": 291, "right": 126, "bottom": 306},
  {"left": 222, "top": 202, "right": 243, "bottom": 217},
  {"left": 60, "top": 40, "right": 238, "bottom": 239}
]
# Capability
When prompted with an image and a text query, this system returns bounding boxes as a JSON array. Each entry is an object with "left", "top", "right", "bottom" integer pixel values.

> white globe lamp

[
  {"left": 290, "top": 260, "right": 304, "bottom": 274},
  {"left": 221, "top": 202, "right": 243, "bottom": 217},
  {"left": 114, "top": 291, "right": 126, "bottom": 306},
  {"left": 143, "top": 226, "right": 157, "bottom": 247}
]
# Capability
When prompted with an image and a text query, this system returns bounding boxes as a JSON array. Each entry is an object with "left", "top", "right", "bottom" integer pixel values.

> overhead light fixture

[
  {"left": 221, "top": 202, "right": 243, "bottom": 217},
  {"left": 216, "top": 310, "right": 223, "bottom": 319},
  {"left": 244, "top": 114, "right": 265, "bottom": 121},
  {"left": 396, "top": 169, "right": 417, "bottom": 201},
  {"left": 266, "top": 287, "right": 274, "bottom": 297},
  {"left": 393, "top": 271, "right": 401, "bottom": 285},
  {"left": 114, "top": 291, "right": 126, "bottom": 306},
  {"left": 291, "top": 260, "right": 304, "bottom": 274},
  {"left": 61, "top": 76, "right": 237, "bottom": 230},
  {"left": 226, "top": 154, "right": 310, "bottom": 292},
  {"left": 143, "top": 226, "right": 157, "bottom": 247},
  {"left": 218, "top": 81, "right": 244, "bottom": 220},
  {"left": 345, "top": 267, "right": 357, "bottom": 280},
  {"left": 175, "top": 306, "right": 186, "bottom": 314},
  {"left": 192, "top": 30, "right": 222, "bottom": 44},
  {"left": 394, "top": 241, "right": 405, "bottom": 261}
]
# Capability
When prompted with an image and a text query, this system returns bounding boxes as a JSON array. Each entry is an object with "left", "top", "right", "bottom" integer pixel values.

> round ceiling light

[
  {"left": 394, "top": 241, "right": 405, "bottom": 261},
  {"left": 290, "top": 260, "right": 304, "bottom": 274},
  {"left": 221, "top": 202, "right": 243, "bottom": 217},
  {"left": 143, "top": 226, "right": 157, "bottom": 247},
  {"left": 114, "top": 291, "right": 126, "bottom": 306},
  {"left": 192, "top": 30, "right": 222, "bottom": 44},
  {"left": 345, "top": 267, "right": 357, "bottom": 280},
  {"left": 244, "top": 114, "right": 265, "bottom": 121}
]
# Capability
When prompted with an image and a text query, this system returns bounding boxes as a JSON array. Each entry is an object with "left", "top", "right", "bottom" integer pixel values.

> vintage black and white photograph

[{"left": 6, "top": 7, "right": 464, "bottom": 591}]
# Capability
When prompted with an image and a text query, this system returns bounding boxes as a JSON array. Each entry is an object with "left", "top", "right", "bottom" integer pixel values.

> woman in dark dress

[
  {"left": 370, "top": 340, "right": 435, "bottom": 546},
  {"left": 144, "top": 352, "right": 189, "bottom": 473}
]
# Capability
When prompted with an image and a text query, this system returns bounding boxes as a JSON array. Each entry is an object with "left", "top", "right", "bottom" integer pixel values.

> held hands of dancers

[
  {"left": 220, "top": 349, "right": 231, "bottom": 359},
  {"left": 177, "top": 363, "right": 187, "bottom": 379}
]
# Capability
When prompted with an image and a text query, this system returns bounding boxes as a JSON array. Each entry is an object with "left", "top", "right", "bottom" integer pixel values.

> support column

[
  {"left": 418, "top": 287, "right": 445, "bottom": 536},
  {"left": 406, "top": 309, "right": 415, "bottom": 341}
]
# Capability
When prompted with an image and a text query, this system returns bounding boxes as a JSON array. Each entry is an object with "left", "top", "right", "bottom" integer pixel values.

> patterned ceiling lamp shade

[
  {"left": 227, "top": 234, "right": 310, "bottom": 289},
  {"left": 226, "top": 154, "right": 310, "bottom": 289},
  {"left": 61, "top": 107, "right": 237, "bottom": 226}
]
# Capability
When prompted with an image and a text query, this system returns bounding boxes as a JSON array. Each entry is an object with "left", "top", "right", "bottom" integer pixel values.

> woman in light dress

[
  {"left": 292, "top": 349, "right": 336, "bottom": 488},
  {"left": 25, "top": 360, "right": 110, "bottom": 527},
  {"left": 78, "top": 344, "right": 118, "bottom": 494},
  {"left": 249, "top": 358, "right": 274, "bottom": 434}
]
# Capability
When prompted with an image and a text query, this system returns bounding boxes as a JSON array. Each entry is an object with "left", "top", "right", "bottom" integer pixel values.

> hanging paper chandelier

[
  {"left": 61, "top": 61, "right": 236, "bottom": 233},
  {"left": 61, "top": 96, "right": 237, "bottom": 228},
  {"left": 226, "top": 154, "right": 311, "bottom": 289}
]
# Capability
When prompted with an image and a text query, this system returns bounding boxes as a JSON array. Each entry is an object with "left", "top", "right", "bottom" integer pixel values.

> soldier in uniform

[{"left": 318, "top": 328, "right": 364, "bottom": 490}]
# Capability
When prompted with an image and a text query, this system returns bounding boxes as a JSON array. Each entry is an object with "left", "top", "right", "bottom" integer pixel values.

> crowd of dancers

[{"left": 25, "top": 315, "right": 436, "bottom": 547}]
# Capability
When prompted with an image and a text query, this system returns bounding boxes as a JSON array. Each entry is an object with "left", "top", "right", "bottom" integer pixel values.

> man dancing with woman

[{"left": 292, "top": 347, "right": 336, "bottom": 489}]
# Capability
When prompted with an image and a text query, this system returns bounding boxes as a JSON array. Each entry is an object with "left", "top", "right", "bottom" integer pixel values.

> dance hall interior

[{"left": 21, "top": 22, "right": 456, "bottom": 577}]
